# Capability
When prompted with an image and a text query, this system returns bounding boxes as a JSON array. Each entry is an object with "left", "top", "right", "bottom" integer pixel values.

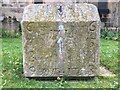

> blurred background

[{"left": 0, "top": 0, "right": 119, "bottom": 40}]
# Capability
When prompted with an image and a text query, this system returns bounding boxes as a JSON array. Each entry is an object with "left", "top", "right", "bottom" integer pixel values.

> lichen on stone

[{"left": 21, "top": 3, "right": 101, "bottom": 77}]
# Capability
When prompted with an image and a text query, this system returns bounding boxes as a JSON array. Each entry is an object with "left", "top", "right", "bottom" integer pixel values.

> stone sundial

[{"left": 21, "top": 3, "right": 101, "bottom": 77}]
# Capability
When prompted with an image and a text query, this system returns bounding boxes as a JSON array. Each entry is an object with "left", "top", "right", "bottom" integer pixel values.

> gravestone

[
  {"left": 21, "top": 3, "right": 101, "bottom": 77},
  {"left": 2, "top": 16, "right": 20, "bottom": 37}
]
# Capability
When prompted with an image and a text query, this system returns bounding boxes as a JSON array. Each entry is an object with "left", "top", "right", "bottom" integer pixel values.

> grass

[
  {"left": 1, "top": 37, "right": 119, "bottom": 88},
  {"left": 100, "top": 39, "right": 119, "bottom": 74}
]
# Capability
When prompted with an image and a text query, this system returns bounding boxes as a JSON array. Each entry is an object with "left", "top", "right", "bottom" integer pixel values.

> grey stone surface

[
  {"left": 118, "top": 1, "right": 120, "bottom": 29},
  {"left": 2, "top": 16, "right": 20, "bottom": 35},
  {"left": 21, "top": 3, "right": 101, "bottom": 77}
]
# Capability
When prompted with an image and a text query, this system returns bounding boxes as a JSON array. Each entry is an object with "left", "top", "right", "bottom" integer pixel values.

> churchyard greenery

[
  {"left": 1, "top": 36, "right": 119, "bottom": 88},
  {"left": 100, "top": 28, "right": 119, "bottom": 41},
  {"left": 1, "top": 28, "right": 22, "bottom": 38}
]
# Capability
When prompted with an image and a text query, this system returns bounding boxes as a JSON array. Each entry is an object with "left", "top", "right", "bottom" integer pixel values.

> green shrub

[
  {"left": 1, "top": 28, "right": 21, "bottom": 38},
  {"left": 100, "top": 28, "right": 119, "bottom": 41}
]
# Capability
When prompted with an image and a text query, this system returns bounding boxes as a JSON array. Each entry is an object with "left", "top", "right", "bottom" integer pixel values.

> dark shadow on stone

[{"left": 25, "top": 76, "right": 95, "bottom": 81}]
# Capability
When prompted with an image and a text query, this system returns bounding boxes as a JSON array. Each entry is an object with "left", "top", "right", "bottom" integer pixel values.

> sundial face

[{"left": 23, "top": 20, "right": 99, "bottom": 76}]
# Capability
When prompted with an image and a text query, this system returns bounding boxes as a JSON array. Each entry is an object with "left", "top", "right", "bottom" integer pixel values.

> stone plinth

[{"left": 21, "top": 3, "right": 101, "bottom": 77}]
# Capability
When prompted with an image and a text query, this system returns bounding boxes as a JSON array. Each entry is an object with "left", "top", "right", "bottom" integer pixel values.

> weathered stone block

[{"left": 21, "top": 3, "right": 101, "bottom": 77}]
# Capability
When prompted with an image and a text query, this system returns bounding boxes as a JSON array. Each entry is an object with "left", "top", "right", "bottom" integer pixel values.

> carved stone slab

[{"left": 21, "top": 3, "right": 101, "bottom": 77}]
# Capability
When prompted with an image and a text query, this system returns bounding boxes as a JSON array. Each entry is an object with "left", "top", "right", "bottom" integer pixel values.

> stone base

[
  {"left": 23, "top": 66, "right": 116, "bottom": 78},
  {"left": 98, "top": 66, "right": 116, "bottom": 77}
]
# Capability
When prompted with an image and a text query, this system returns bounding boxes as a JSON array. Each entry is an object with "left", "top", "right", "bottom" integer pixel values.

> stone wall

[
  {"left": 118, "top": 1, "right": 120, "bottom": 29},
  {"left": 107, "top": 2, "right": 119, "bottom": 27},
  {"left": 1, "top": 7, "right": 23, "bottom": 21}
]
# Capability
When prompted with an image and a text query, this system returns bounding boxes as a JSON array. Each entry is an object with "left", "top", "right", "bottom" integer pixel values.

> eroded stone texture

[{"left": 21, "top": 3, "right": 101, "bottom": 77}]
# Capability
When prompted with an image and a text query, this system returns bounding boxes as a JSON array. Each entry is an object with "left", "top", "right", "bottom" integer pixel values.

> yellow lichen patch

[{"left": 35, "top": 15, "right": 39, "bottom": 21}]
